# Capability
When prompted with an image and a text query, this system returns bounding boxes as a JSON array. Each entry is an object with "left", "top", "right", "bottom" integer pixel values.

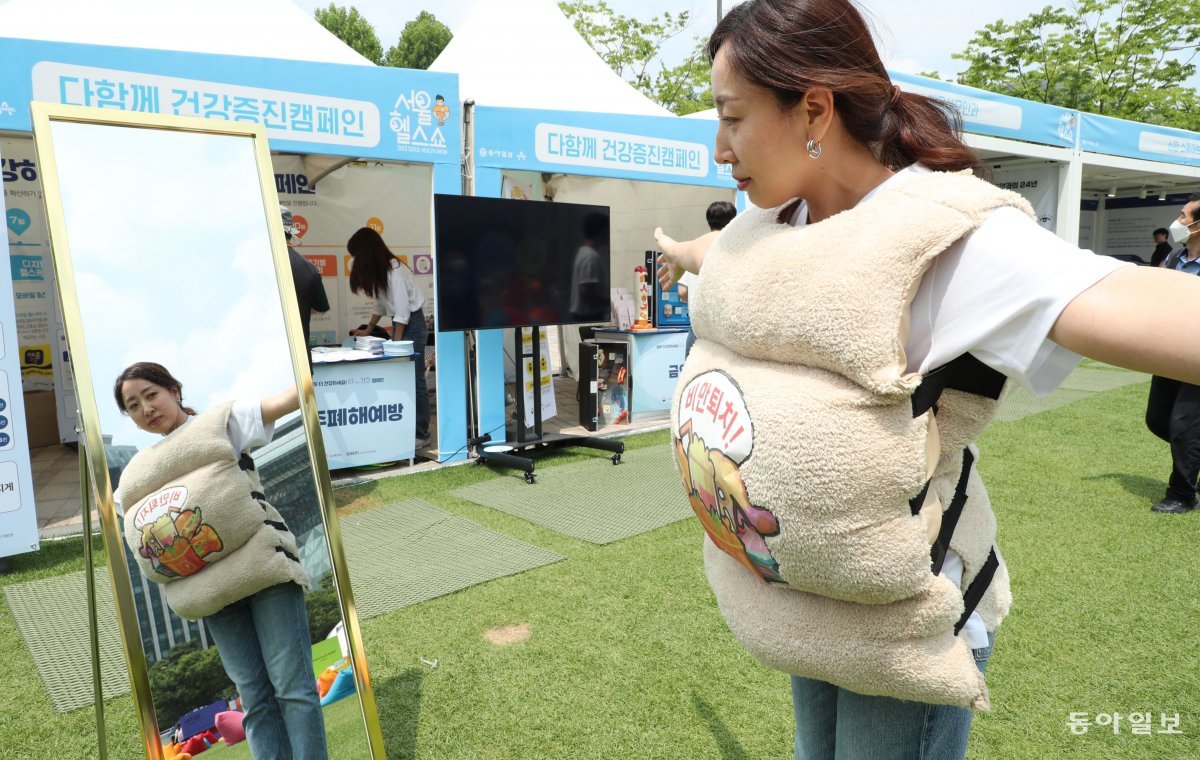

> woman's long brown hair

[
  {"left": 347, "top": 227, "right": 409, "bottom": 300},
  {"left": 710, "top": 0, "right": 985, "bottom": 175}
]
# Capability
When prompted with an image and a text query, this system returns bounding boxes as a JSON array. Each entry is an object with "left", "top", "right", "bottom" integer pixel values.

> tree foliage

[
  {"left": 952, "top": 0, "right": 1200, "bottom": 130},
  {"left": 314, "top": 3, "right": 384, "bottom": 65},
  {"left": 559, "top": 1, "right": 713, "bottom": 115},
  {"left": 384, "top": 11, "right": 453, "bottom": 70},
  {"left": 148, "top": 642, "right": 234, "bottom": 727}
]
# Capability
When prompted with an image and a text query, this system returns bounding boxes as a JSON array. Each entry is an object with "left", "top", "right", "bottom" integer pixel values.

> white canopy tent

[
  {"left": 430, "top": 0, "right": 671, "bottom": 116},
  {"left": 0, "top": 0, "right": 373, "bottom": 65}
]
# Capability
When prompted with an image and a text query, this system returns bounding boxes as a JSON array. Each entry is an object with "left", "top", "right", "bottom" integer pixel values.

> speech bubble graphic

[{"left": 7, "top": 209, "right": 31, "bottom": 236}]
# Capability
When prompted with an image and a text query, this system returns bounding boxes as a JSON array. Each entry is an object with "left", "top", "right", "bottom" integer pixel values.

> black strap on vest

[
  {"left": 954, "top": 548, "right": 999, "bottom": 635},
  {"left": 929, "top": 448, "right": 975, "bottom": 575},
  {"left": 274, "top": 545, "right": 300, "bottom": 564},
  {"left": 906, "top": 353, "right": 1004, "bottom": 638},
  {"left": 910, "top": 353, "right": 1006, "bottom": 418}
]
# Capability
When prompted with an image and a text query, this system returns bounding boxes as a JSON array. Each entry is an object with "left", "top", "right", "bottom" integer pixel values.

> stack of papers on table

[
  {"left": 383, "top": 340, "right": 413, "bottom": 357},
  {"left": 311, "top": 347, "right": 381, "bottom": 364},
  {"left": 354, "top": 336, "right": 384, "bottom": 355}
]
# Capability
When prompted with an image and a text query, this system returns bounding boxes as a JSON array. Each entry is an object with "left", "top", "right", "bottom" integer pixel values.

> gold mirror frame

[{"left": 30, "top": 102, "right": 384, "bottom": 759}]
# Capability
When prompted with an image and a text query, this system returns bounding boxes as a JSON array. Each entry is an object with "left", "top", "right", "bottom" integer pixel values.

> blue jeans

[
  {"left": 790, "top": 632, "right": 996, "bottom": 760},
  {"left": 395, "top": 306, "right": 429, "bottom": 439},
  {"left": 205, "top": 582, "right": 327, "bottom": 760}
]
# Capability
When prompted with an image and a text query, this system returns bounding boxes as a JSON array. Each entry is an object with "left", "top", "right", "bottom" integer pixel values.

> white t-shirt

[
  {"left": 374, "top": 260, "right": 425, "bottom": 326},
  {"left": 677, "top": 271, "right": 699, "bottom": 304},
  {"left": 788, "top": 164, "right": 1127, "bottom": 647},
  {"left": 114, "top": 399, "right": 272, "bottom": 512},
  {"left": 569, "top": 244, "right": 604, "bottom": 315}
]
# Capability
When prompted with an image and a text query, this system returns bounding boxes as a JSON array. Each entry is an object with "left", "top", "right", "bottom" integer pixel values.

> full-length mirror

[{"left": 31, "top": 105, "right": 381, "bottom": 759}]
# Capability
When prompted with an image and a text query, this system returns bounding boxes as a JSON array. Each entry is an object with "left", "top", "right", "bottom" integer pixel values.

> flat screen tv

[{"left": 434, "top": 194, "right": 611, "bottom": 332}]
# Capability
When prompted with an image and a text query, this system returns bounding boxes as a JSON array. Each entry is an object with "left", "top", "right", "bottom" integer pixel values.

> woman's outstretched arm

[{"left": 1051, "top": 266, "right": 1200, "bottom": 383}]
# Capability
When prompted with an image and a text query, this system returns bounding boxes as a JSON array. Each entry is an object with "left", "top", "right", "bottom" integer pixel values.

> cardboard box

[{"left": 23, "top": 391, "right": 60, "bottom": 448}]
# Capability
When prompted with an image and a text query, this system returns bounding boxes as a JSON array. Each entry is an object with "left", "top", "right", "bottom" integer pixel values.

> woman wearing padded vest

[
  {"left": 114, "top": 362, "right": 327, "bottom": 760},
  {"left": 346, "top": 226, "right": 431, "bottom": 444},
  {"left": 655, "top": 2, "right": 1200, "bottom": 758}
]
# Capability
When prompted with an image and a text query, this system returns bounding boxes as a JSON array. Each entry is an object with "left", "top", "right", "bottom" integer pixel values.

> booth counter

[
  {"left": 312, "top": 351, "right": 416, "bottom": 469},
  {"left": 591, "top": 328, "right": 687, "bottom": 423}
]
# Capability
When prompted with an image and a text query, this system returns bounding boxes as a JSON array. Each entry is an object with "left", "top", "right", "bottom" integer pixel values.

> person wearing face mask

[
  {"left": 1145, "top": 195, "right": 1200, "bottom": 514},
  {"left": 1161, "top": 197, "right": 1200, "bottom": 272}
]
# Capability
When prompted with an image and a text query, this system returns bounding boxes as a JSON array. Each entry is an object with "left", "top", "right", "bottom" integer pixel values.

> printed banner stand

[{"left": 0, "top": 141, "right": 39, "bottom": 559}]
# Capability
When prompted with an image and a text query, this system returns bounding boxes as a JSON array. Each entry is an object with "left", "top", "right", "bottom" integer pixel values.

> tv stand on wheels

[{"left": 474, "top": 328, "right": 623, "bottom": 483}]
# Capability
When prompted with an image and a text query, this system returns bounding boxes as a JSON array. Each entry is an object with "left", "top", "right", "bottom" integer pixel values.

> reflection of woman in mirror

[
  {"left": 113, "top": 362, "right": 328, "bottom": 759},
  {"left": 346, "top": 227, "right": 431, "bottom": 444}
]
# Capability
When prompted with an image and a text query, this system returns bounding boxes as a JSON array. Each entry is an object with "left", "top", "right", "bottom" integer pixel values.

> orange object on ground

[{"left": 316, "top": 666, "right": 339, "bottom": 698}]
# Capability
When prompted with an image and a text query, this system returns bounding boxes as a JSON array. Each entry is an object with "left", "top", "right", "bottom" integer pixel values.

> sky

[
  {"left": 46, "top": 121, "right": 295, "bottom": 451},
  {"left": 289, "top": 0, "right": 1061, "bottom": 81}
]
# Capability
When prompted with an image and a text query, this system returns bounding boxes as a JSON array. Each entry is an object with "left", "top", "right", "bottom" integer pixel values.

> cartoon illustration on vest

[
  {"left": 675, "top": 371, "right": 783, "bottom": 583},
  {"left": 132, "top": 485, "right": 223, "bottom": 578}
]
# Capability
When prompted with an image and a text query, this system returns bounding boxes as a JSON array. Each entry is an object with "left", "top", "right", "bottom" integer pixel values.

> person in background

[
  {"left": 1145, "top": 195, "right": 1200, "bottom": 513},
  {"left": 346, "top": 227, "right": 430, "bottom": 445},
  {"left": 113, "top": 362, "right": 326, "bottom": 760},
  {"left": 281, "top": 206, "right": 331, "bottom": 353},
  {"left": 1150, "top": 226, "right": 1173, "bottom": 267},
  {"left": 678, "top": 201, "right": 737, "bottom": 355},
  {"left": 654, "top": 1, "right": 1200, "bottom": 757},
  {"left": 569, "top": 212, "right": 611, "bottom": 323}
]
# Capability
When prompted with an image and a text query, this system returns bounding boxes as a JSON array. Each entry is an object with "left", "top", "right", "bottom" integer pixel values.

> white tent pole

[{"left": 1058, "top": 155, "right": 1083, "bottom": 246}]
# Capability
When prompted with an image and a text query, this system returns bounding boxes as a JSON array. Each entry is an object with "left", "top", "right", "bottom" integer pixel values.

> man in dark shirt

[
  {"left": 1150, "top": 227, "right": 1173, "bottom": 267},
  {"left": 281, "top": 206, "right": 330, "bottom": 351},
  {"left": 1146, "top": 196, "right": 1200, "bottom": 513}
]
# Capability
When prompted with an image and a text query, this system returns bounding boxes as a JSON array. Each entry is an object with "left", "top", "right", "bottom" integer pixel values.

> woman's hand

[
  {"left": 350, "top": 327, "right": 370, "bottom": 337},
  {"left": 655, "top": 228, "right": 685, "bottom": 290},
  {"left": 654, "top": 227, "right": 720, "bottom": 290}
]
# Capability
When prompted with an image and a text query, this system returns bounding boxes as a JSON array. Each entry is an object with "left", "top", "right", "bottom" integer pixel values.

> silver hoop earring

[{"left": 806, "top": 139, "right": 823, "bottom": 159}]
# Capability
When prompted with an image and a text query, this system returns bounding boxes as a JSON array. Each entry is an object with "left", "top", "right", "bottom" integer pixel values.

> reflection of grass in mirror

[{"left": 199, "top": 696, "right": 362, "bottom": 758}]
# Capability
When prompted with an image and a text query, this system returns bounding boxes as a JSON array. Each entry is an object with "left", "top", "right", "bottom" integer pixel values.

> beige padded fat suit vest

[
  {"left": 671, "top": 171, "right": 1035, "bottom": 710},
  {"left": 118, "top": 403, "right": 309, "bottom": 620}
]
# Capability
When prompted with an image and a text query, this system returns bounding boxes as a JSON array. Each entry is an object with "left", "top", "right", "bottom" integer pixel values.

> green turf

[
  {"left": 338, "top": 498, "right": 566, "bottom": 619},
  {"left": 202, "top": 695, "right": 370, "bottom": 759},
  {"left": 449, "top": 444, "right": 692, "bottom": 543},
  {"left": 4, "top": 381, "right": 1199, "bottom": 758}
]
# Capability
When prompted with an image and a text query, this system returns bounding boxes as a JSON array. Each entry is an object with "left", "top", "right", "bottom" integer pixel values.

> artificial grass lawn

[
  {"left": 2, "top": 380, "right": 1198, "bottom": 758},
  {"left": 204, "top": 695, "right": 366, "bottom": 758}
]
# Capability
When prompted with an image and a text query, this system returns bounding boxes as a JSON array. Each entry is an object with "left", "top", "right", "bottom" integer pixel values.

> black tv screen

[{"left": 434, "top": 194, "right": 611, "bottom": 332}]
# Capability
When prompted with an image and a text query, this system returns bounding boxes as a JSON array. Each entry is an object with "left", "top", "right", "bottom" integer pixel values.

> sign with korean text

[
  {"left": 1080, "top": 112, "right": 1200, "bottom": 167},
  {"left": 0, "top": 142, "right": 40, "bottom": 557},
  {"left": 0, "top": 38, "right": 459, "bottom": 164},
  {"left": 475, "top": 106, "right": 735, "bottom": 188},
  {"left": 890, "top": 70, "right": 1079, "bottom": 149}
]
